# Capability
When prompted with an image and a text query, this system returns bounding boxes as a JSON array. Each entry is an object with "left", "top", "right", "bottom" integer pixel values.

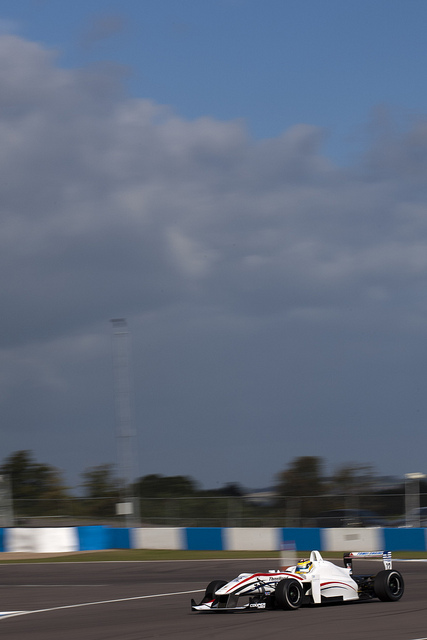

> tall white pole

[
  {"left": 0, "top": 475, "right": 14, "bottom": 527},
  {"left": 405, "top": 472, "right": 425, "bottom": 527},
  {"left": 110, "top": 318, "right": 139, "bottom": 525}
]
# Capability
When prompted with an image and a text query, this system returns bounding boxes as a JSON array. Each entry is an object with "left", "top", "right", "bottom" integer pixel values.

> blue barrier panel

[
  {"left": 77, "top": 526, "right": 109, "bottom": 551},
  {"left": 107, "top": 528, "right": 131, "bottom": 549},
  {"left": 0, "top": 528, "right": 4, "bottom": 552},
  {"left": 383, "top": 528, "right": 426, "bottom": 552},
  {"left": 185, "top": 527, "right": 224, "bottom": 551},
  {"left": 281, "top": 528, "right": 322, "bottom": 551}
]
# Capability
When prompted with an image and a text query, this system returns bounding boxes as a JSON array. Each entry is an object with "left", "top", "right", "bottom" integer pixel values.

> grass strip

[{"left": 0, "top": 549, "right": 426, "bottom": 563}]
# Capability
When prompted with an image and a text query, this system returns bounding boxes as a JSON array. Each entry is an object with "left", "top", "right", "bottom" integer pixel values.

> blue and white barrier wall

[
  {"left": 1, "top": 526, "right": 427, "bottom": 553},
  {"left": 4, "top": 528, "right": 79, "bottom": 553}
]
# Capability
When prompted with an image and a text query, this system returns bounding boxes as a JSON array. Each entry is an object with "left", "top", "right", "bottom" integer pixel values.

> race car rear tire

[
  {"left": 201, "top": 580, "right": 227, "bottom": 603},
  {"left": 275, "top": 578, "right": 303, "bottom": 610},
  {"left": 374, "top": 570, "right": 404, "bottom": 602}
]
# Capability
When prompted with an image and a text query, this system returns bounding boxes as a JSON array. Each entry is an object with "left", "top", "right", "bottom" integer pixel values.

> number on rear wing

[{"left": 343, "top": 551, "right": 392, "bottom": 571}]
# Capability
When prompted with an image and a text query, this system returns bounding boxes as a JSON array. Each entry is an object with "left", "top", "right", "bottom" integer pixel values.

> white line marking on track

[
  {"left": 395, "top": 559, "right": 427, "bottom": 562},
  {"left": 12, "top": 585, "right": 106, "bottom": 588},
  {"left": 0, "top": 588, "right": 204, "bottom": 620}
]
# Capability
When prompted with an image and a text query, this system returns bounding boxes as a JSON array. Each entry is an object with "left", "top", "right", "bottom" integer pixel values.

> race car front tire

[
  {"left": 275, "top": 578, "right": 303, "bottom": 610},
  {"left": 201, "top": 580, "right": 228, "bottom": 603},
  {"left": 374, "top": 570, "right": 404, "bottom": 602}
]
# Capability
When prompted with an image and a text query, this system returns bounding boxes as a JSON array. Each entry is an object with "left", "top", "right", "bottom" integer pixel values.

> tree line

[
  {"left": 0, "top": 451, "right": 424, "bottom": 524},
  {"left": 0, "top": 450, "right": 246, "bottom": 521}
]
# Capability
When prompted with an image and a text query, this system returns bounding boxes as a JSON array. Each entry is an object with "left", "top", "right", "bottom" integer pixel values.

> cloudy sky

[{"left": 1, "top": 0, "right": 427, "bottom": 491}]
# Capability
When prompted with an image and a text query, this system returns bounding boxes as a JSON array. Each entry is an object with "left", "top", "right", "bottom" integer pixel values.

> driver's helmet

[{"left": 295, "top": 559, "right": 313, "bottom": 574}]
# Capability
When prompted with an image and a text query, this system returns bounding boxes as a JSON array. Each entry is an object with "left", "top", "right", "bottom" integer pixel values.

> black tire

[
  {"left": 275, "top": 578, "right": 303, "bottom": 610},
  {"left": 201, "top": 580, "right": 227, "bottom": 603},
  {"left": 374, "top": 570, "right": 404, "bottom": 602}
]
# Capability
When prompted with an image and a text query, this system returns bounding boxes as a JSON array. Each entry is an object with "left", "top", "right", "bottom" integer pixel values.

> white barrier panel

[
  {"left": 5, "top": 528, "right": 35, "bottom": 552},
  {"left": 224, "top": 527, "right": 279, "bottom": 551},
  {"left": 5, "top": 528, "right": 78, "bottom": 553},
  {"left": 321, "top": 528, "right": 383, "bottom": 552},
  {"left": 131, "top": 527, "right": 184, "bottom": 550}
]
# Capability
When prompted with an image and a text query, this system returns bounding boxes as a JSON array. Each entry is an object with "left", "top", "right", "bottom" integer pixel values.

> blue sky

[
  {"left": 2, "top": 0, "right": 427, "bottom": 161},
  {"left": 1, "top": 0, "right": 427, "bottom": 491}
]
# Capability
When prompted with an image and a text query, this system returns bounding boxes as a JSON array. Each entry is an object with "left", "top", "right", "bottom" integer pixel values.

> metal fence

[{"left": 6, "top": 492, "right": 426, "bottom": 528}]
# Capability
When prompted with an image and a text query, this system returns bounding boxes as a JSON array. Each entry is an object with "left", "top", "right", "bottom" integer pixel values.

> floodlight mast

[{"left": 110, "top": 318, "right": 139, "bottom": 525}]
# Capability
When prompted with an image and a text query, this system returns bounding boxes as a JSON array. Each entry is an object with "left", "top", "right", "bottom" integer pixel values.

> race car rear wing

[{"left": 343, "top": 551, "right": 392, "bottom": 571}]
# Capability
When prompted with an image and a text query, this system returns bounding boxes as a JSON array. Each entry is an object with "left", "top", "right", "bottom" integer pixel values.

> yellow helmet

[{"left": 295, "top": 559, "right": 313, "bottom": 574}]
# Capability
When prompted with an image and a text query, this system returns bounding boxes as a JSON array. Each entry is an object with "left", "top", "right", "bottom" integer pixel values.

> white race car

[{"left": 191, "top": 550, "right": 404, "bottom": 612}]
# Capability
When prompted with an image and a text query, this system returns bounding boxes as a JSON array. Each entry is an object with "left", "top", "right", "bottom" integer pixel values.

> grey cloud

[
  {"left": 1, "top": 35, "right": 427, "bottom": 486},
  {"left": 80, "top": 13, "right": 127, "bottom": 49}
]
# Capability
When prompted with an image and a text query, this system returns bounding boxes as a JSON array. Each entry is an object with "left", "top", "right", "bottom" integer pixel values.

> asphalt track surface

[{"left": 0, "top": 559, "right": 426, "bottom": 640}]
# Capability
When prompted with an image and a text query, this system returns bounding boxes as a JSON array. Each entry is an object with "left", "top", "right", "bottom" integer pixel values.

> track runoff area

[{"left": 0, "top": 557, "right": 426, "bottom": 640}]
